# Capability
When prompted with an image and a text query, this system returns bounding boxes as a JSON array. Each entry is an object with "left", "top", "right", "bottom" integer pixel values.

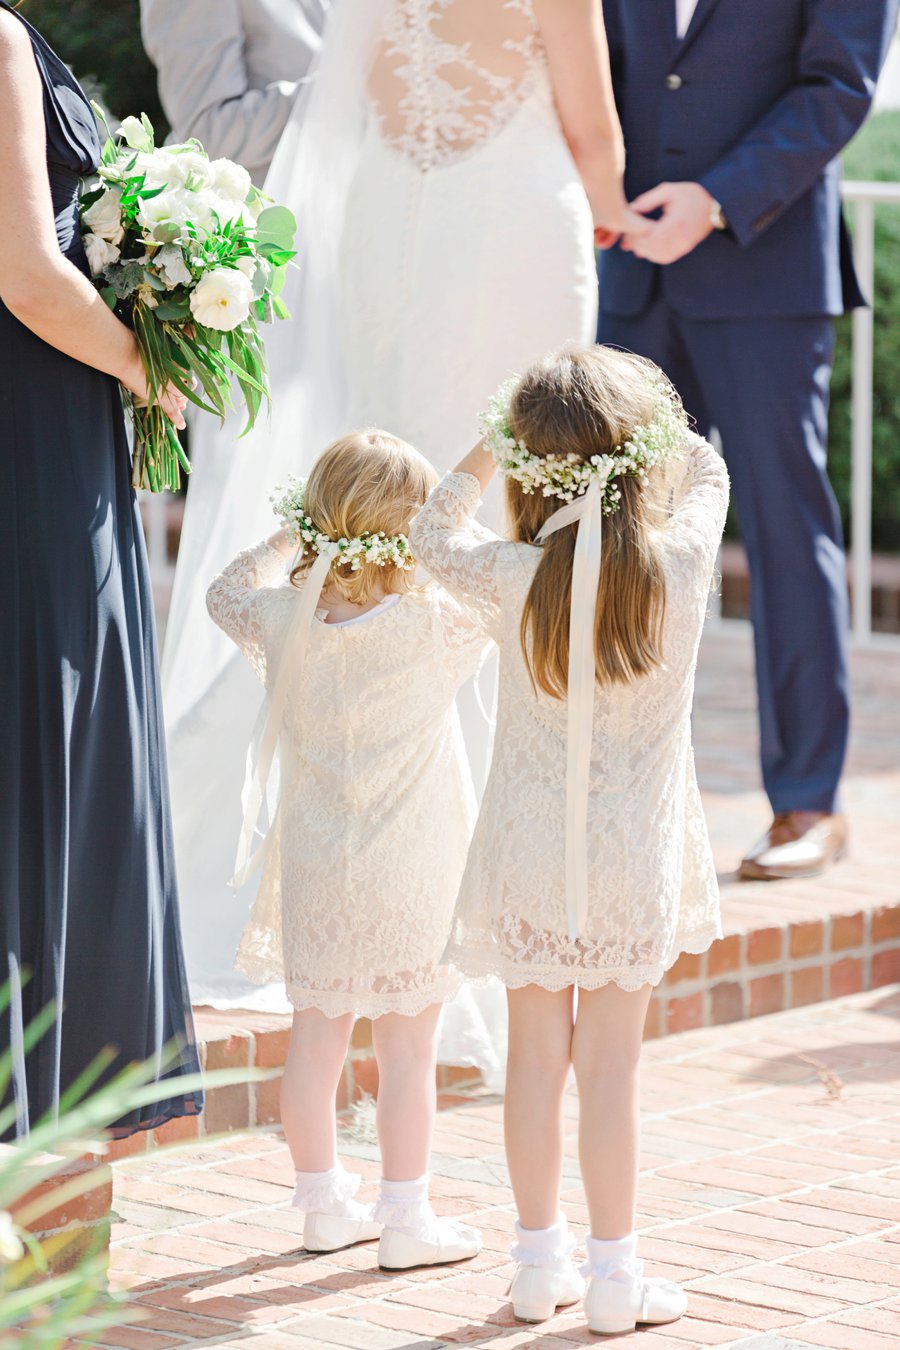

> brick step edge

[{"left": 2, "top": 1148, "right": 113, "bottom": 1279}]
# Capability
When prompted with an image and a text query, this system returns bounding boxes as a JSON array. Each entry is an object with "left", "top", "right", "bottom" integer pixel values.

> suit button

[{"left": 666, "top": 73, "right": 684, "bottom": 90}]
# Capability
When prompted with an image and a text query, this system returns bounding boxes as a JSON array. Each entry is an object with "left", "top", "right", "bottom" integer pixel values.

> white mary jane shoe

[
  {"left": 378, "top": 1219, "right": 482, "bottom": 1270},
  {"left": 584, "top": 1270, "right": 687, "bottom": 1335},
  {"left": 509, "top": 1260, "right": 585, "bottom": 1323},
  {"left": 303, "top": 1211, "right": 382, "bottom": 1252}
]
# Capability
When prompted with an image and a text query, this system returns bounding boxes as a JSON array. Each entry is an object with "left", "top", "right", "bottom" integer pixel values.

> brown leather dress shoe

[{"left": 739, "top": 811, "right": 848, "bottom": 881}]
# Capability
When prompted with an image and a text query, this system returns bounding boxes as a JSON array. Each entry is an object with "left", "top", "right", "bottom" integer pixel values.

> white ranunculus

[
  {"left": 208, "top": 158, "right": 252, "bottom": 204},
  {"left": 170, "top": 149, "right": 212, "bottom": 192},
  {"left": 83, "top": 188, "right": 125, "bottom": 244},
  {"left": 189, "top": 267, "right": 254, "bottom": 332},
  {"left": 0, "top": 1212, "right": 24, "bottom": 1265},
  {"left": 117, "top": 115, "right": 152, "bottom": 153},
  {"left": 154, "top": 244, "right": 193, "bottom": 289},
  {"left": 137, "top": 186, "right": 195, "bottom": 238},
  {"left": 83, "top": 232, "right": 121, "bottom": 276}
]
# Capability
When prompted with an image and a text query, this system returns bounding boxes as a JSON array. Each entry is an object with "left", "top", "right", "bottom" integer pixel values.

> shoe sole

[
  {"left": 378, "top": 1253, "right": 478, "bottom": 1271},
  {"left": 738, "top": 843, "right": 847, "bottom": 882},
  {"left": 305, "top": 1237, "right": 378, "bottom": 1252},
  {"left": 513, "top": 1298, "right": 580, "bottom": 1323}
]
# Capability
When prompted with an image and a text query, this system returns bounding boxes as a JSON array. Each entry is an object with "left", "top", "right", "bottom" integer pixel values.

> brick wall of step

[{"left": 650, "top": 904, "right": 900, "bottom": 1037}]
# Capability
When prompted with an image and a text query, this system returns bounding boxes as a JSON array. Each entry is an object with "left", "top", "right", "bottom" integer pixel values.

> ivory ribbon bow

[
  {"left": 534, "top": 476, "right": 609, "bottom": 942},
  {"left": 231, "top": 543, "right": 338, "bottom": 889}
]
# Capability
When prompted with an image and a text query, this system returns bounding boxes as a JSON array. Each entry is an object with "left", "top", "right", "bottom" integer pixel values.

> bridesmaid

[{"left": 0, "top": 0, "right": 202, "bottom": 1137}]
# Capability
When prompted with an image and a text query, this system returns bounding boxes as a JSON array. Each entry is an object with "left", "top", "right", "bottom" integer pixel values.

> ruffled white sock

[
  {"left": 374, "top": 1174, "right": 463, "bottom": 1243},
  {"left": 511, "top": 1214, "right": 576, "bottom": 1270},
  {"left": 292, "top": 1164, "right": 373, "bottom": 1220},
  {"left": 582, "top": 1232, "right": 642, "bottom": 1282}
]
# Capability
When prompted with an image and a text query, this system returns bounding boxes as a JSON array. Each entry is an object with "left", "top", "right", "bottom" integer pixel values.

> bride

[{"left": 162, "top": 0, "right": 644, "bottom": 1081}]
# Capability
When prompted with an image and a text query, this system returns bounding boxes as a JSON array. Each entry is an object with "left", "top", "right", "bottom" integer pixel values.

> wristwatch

[{"left": 709, "top": 197, "right": 728, "bottom": 231}]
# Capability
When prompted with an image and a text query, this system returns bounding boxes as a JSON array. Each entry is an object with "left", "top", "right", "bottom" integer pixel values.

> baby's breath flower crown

[
  {"left": 480, "top": 374, "right": 690, "bottom": 512},
  {"left": 271, "top": 476, "right": 416, "bottom": 572}
]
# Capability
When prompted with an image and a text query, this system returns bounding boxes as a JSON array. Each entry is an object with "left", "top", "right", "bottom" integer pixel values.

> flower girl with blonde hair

[
  {"left": 409, "top": 344, "right": 729, "bottom": 1334},
  {"left": 207, "top": 430, "right": 486, "bottom": 1269}
]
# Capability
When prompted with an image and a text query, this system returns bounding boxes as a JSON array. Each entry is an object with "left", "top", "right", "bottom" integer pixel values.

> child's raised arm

[
  {"left": 666, "top": 437, "right": 730, "bottom": 573},
  {"left": 206, "top": 538, "right": 291, "bottom": 672},
  {"left": 408, "top": 457, "right": 506, "bottom": 637}
]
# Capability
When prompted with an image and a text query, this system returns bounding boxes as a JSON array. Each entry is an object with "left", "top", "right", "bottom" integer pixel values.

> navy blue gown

[{"left": 0, "top": 2, "right": 202, "bottom": 1138}]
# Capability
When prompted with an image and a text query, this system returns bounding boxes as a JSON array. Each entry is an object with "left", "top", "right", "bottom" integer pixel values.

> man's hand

[{"left": 621, "top": 182, "right": 718, "bottom": 264}]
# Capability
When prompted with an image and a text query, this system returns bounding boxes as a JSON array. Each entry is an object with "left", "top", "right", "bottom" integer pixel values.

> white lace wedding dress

[
  {"left": 161, "top": 0, "right": 597, "bottom": 1081},
  {"left": 409, "top": 441, "right": 729, "bottom": 988}
]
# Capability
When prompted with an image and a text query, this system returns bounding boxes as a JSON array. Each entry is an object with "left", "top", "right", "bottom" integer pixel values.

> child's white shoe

[
  {"left": 509, "top": 1215, "right": 583, "bottom": 1322},
  {"left": 378, "top": 1217, "right": 482, "bottom": 1269},
  {"left": 293, "top": 1164, "right": 380, "bottom": 1252},
  {"left": 583, "top": 1265, "right": 687, "bottom": 1334},
  {"left": 374, "top": 1173, "right": 481, "bottom": 1269},
  {"left": 303, "top": 1211, "right": 382, "bottom": 1252},
  {"left": 509, "top": 1261, "right": 585, "bottom": 1322}
]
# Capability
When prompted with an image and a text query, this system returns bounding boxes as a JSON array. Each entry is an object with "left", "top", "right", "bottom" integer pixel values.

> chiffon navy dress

[{"left": 0, "top": 2, "right": 202, "bottom": 1138}]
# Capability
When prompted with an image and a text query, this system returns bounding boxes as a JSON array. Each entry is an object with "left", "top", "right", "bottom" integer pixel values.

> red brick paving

[{"left": 66, "top": 984, "right": 897, "bottom": 1348}]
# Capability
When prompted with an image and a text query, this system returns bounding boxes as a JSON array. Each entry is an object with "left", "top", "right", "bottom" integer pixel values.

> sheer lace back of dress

[{"left": 369, "top": 0, "right": 544, "bottom": 170}]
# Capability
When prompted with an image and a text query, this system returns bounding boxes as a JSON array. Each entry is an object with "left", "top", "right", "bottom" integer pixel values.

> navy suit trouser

[{"left": 599, "top": 292, "right": 850, "bottom": 814}]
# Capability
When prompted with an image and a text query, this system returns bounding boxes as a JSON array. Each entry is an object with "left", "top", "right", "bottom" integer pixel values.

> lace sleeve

[
  {"left": 409, "top": 472, "right": 506, "bottom": 636},
  {"left": 666, "top": 437, "right": 730, "bottom": 573},
  {"left": 206, "top": 540, "right": 288, "bottom": 677}
]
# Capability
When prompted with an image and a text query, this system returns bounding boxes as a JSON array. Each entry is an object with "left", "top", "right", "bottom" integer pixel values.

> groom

[{"left": 601, "top": 0, "right": 897, "bottom": 879}]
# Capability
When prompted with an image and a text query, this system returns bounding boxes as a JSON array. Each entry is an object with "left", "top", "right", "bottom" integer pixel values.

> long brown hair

[
  {"left": 509, "top": 346, "right": 676, "bottom": 698},
  {"left": 289, "top": 430, "right": 438, "bottom": 605}
]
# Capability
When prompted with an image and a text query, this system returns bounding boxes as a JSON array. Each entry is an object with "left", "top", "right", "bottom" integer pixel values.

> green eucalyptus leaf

[{"left": 255, "top": 205, "right": 297, "bottom": 250}]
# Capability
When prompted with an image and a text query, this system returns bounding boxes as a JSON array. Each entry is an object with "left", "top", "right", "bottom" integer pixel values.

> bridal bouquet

[{"left": 80, "top": 112, "right": 296, "bottom": 492}]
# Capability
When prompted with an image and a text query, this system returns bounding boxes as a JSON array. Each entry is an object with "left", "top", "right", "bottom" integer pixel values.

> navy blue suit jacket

[{"left": 598, "top": 0, "right": 897, "bottom": 320}]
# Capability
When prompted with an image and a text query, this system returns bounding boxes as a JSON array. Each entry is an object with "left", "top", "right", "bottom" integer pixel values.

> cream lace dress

[
  {"left": 206, "top": 542, "right": 488, "bottom": 1018},
  {"left": 408, "top": 439, "right": 730, "bottom": 991}
]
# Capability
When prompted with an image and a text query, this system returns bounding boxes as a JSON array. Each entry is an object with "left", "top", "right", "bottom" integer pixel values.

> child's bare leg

[
  {"left": 371, "top": 1003, "right": 481, "bottom": 1266},
  {"left": 281, "top": 1008, "right": 354, "bottom": 1171},
  {"left": 505, "top": 985, "right": 575, "bottom": 1229},
  {"left": 571, "top": 982, "right": 653, "bottom": 1237},
  {"left": 371, "top": 1003, "right": 442, "bottom": 1180}
]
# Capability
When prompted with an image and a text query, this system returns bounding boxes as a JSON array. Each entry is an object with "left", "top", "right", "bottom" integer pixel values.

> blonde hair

[
  {"left": 508, "top": 346, "right": 673, "bottom": 697},
  {"left": 289, "top": 430, "right": 438, "bottom": 605}
]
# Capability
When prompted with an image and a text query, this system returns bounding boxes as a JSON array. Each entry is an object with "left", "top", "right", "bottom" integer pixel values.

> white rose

[
  {"left": 208, "top": 158, "right": 251, "bottom": 204},
  {"left": 154, "top": 244, "right": 193, "bottom": 289},
  {"left": 117, "top": 115, "right": 152, "bottom": 153},
  {"left": 83, "top": 189, "right": 124, "bottom": 244},
  {"left": 83, "top": 232, "right": 121, "bottom": 276},
  {"left": 189, "top": 267, "right": 254, "bottom": 332},
  {"left": 0, "top": 1213, "right": 24, "bottom": 1265}
]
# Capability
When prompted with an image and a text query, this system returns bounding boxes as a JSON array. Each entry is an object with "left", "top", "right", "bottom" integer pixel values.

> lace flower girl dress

[{"left": 206, "top": 543, "right": 487, "bottom": 1015}]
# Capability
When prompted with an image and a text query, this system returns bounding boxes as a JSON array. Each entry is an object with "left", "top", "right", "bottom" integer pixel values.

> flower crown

[
  {"left": 271, "top": 476, "right": 416, "bottom": 571},
  {"left": 480, "top": 375, "right": 689, "bottom": 512}
]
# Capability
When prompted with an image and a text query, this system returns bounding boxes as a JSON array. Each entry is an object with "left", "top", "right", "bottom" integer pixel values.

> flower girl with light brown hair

[
  {"left": 409, "top": 344, "right": 729, "bottom": 1334},
  {"left": 207, "top": 430, "right": 487, "bottom": 1269}
]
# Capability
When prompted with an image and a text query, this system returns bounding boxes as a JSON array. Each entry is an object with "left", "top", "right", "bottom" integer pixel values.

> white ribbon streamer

[
  {"left": 230, "top": 544, "right": 337, "bottom": 889},
  {"left": 534, "top": 477, "right": 608, "bottom": 941}
]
